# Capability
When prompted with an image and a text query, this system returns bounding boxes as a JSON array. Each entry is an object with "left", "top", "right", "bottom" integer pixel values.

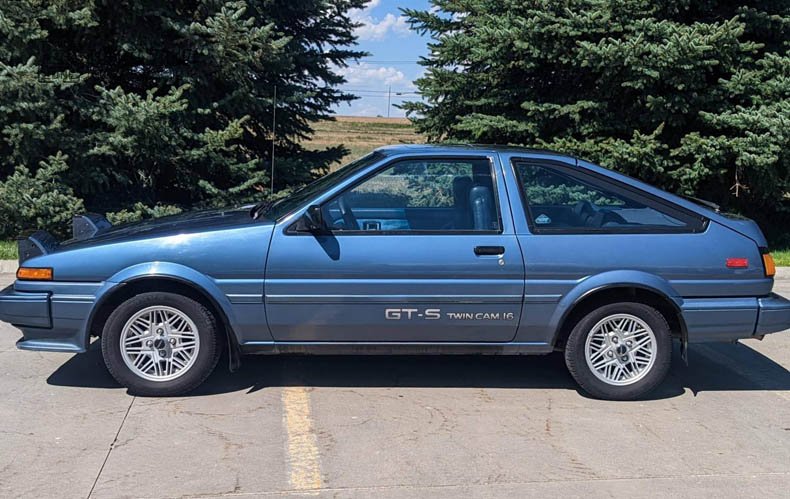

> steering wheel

[
  {"left": 337, "top": 196, "right": 359, "bottom": 230},
  {"left": 592, "top": 209, "right": 628, "bottom": 228}
]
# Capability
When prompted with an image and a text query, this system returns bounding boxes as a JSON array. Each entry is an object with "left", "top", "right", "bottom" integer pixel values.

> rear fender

[{"left": 549, "top": 270, "right": 685, "bottom": 347}]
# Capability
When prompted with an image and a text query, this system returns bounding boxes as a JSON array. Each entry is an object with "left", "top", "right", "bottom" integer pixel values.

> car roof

[{"left": 374, "top": 143, "right": 575, "bottom": 160}]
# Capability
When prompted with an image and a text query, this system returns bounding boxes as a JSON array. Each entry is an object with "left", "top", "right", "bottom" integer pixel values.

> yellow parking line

[{"left": 282, "top": 387, "right": 323, "bottom": 493}]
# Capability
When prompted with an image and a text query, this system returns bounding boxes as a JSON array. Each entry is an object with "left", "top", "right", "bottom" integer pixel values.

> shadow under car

[{"left": 45, "top": 340, "right": 790, "bottom": 401}]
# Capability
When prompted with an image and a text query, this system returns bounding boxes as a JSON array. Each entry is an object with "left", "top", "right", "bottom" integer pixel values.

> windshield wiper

[
  {"left": 681, "top": 195, "right": 720, "bottom": 213},
  {"left": 250, "top": 200, "right": 274, "bottom": 220}
]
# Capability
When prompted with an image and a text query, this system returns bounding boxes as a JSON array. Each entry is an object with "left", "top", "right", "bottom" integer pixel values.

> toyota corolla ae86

[{"left": 2, "top": 145, "right": 788, "bottom": 400}]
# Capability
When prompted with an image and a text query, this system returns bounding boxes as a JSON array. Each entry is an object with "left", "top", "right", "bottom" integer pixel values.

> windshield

[{"left": 263, "top": 152, "right": 384, "bottom": 220}]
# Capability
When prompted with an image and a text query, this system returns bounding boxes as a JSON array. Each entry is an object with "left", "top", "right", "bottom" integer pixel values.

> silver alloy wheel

[
  {"left": 120, "top": 305, "right": 200, "bottom": 382},
  {"left": 584, "top": 313, "right": 657, "bottom": 386}
]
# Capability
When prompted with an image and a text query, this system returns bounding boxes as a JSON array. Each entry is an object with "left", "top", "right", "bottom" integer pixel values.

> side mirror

[{"left": 298, "top": 205, "right": 325, "bottom": 232}]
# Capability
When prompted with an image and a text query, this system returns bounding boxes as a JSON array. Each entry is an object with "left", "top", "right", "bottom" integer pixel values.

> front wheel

[
  {"left": 101, "top": 292, "right": 221, "bottom": 396},
  {"left": 564, "top": 302, "right": 672, "bottom": 400}
]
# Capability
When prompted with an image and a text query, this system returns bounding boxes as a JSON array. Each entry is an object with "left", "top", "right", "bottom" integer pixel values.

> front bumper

[
  {"left": 682, "top": 293, "right": 790, "bottom": 343},
  {"left": 0, "top": 285, "right": 51, "bottom": 328},
  {"left": 0, "top": 282, "right": 102, "bottom": 353}
]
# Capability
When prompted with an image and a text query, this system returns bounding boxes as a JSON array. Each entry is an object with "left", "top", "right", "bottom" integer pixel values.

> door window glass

[{"left": 323, "top": 158, "right": 500, "bottom": 232}]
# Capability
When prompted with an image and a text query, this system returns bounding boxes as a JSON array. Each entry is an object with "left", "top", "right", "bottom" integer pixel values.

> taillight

[{"left": 726, "top": 258, "right": 749, "bottom": 269}]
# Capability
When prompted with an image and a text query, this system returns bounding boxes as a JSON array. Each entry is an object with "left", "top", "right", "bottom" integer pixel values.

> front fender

[{"left": 98, "top": 262, "right": 244, "bottom": 342}]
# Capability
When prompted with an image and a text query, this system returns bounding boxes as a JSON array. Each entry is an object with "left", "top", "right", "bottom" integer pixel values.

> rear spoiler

[{"left": 17, "top": 213, "right": 112, "bottom": 264}]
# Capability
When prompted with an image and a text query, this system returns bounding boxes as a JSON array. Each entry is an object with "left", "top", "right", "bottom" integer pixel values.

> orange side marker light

[
  {"left": 762, "top": 253, "right": 776, "bottom": 278},
  {"left": 16, "top": 267, "right": 53, "bottom": 281}
]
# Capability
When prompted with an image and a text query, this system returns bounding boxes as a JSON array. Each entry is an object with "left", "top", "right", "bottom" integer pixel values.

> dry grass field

[{"left": 308, "top": 115, "right": 425, "bottom": 170}]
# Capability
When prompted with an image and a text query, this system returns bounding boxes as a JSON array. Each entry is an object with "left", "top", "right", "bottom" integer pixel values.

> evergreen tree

[
  {"left": 403, "top": 1, "right": 789, "bottom": 242},
  {"left": 0, "top": 0, "right": 365, "bottom": 236}
]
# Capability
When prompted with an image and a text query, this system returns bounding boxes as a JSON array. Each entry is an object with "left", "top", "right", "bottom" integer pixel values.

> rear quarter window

[{"left": 513, "top": 160, "right": 706, "bottom": 234}]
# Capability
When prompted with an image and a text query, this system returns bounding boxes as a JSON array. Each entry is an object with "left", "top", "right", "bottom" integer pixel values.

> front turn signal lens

[
  {"left": 16, "top": 267, "right": 53, "bottom": 281},
  {"left": 762, "top": 253, "right": 776, "bottom": 278}
]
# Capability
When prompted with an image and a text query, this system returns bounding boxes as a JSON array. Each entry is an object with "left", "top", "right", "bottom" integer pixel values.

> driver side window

[{"left": 323, "top": 158, "right": 501, "bottom": 233}]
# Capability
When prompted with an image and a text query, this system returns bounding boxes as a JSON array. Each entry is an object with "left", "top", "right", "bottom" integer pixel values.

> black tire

[
  {"left": 564, "top": 302, "right": 672, "bottom": 400},
  {"left": 101, "top": 292, "right": 221, "bottom": 396}
]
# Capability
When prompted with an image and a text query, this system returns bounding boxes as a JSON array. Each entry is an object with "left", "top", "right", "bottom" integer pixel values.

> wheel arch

[
  {"left": 87, "top": 266, "right": 242, "bottom": 370},
  {"left": 550, "top": 275, "right": 688, "bottom": 352}
]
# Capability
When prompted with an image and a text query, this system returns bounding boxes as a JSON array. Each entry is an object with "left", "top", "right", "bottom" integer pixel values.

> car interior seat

[
  {"left": 469, "top": 162, "right": 496, "bottom": 230},
  {"left": 572, "top": 200, "right": 596, "bottom": 227}
]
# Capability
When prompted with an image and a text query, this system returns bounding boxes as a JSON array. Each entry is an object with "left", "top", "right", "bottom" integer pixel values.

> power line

[
  {"left": 343, "top": 94, "right": 418, "bottom": 100},
  {"left": 333, "top": 84, "right": 426, "bottom": 117},
  {"left": 358, "top": 60, "right": 422, "bottom": 65},
  {"left": 340, "top": 88, "right": 420, "bottom": 94},
  {"left": 341, "top": 94, "right": 420, "bottom": 97}
]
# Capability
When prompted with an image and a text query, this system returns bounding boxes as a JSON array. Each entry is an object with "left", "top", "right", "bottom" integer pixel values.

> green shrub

[
  {"left": 0, "top": 153, "right": 84, "bottom": 238},
  {"left": 0, "top": 0, "right": 367, "bottom": 219},
  {"left": 106, "top": 203, "right": 183, "bottom": 225}
]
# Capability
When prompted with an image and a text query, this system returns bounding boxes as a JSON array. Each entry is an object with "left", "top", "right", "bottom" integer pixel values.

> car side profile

[{"left": 1, "top": 145, "right": 788, "bottom": 400}]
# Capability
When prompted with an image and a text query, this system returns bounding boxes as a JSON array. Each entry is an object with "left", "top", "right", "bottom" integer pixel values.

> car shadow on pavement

[{"left": 46, "top": 340, "right": 790, "bottom": 400}]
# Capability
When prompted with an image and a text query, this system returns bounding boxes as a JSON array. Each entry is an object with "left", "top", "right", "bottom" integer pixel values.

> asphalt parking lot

[{"left": 1, "top": 272, "right": 788, "bottom": 498}]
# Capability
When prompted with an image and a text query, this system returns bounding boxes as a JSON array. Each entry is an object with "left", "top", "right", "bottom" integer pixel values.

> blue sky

[{"left": 332, "top": 0, "right": 431, "bottom": 117}]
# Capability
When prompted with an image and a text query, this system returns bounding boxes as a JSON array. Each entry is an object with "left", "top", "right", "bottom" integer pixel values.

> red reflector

[{"left": 726, "top": 258, "right": 749, "bottom": 268}]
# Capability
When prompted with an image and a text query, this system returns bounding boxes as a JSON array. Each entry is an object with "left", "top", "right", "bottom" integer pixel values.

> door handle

[{"left": 474, "top": 246, "right": 505, "bottom": 256}]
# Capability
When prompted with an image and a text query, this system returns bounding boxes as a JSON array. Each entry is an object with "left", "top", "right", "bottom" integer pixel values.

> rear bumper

[
  {"left": 756, "top": 293, "right": 790, "bottom": 334},
  {"left": 682, "top": 293, "right": 790, "bottom": 343},
  {"left": 0, "top": 283, "right": 98, "bottom": 353}
]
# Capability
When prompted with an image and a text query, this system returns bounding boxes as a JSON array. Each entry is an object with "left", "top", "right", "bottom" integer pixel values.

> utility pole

[
  {"left": 271, "top": 85, "right": 276, "bottom": 194},
  {"left": 387, "top": 85, "right": 391, "bottom": 118}
]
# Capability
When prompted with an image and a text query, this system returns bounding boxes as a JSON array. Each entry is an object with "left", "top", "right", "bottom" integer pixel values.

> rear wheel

[
  {"left": 101, "top": 292, "right": 221, "bottom": 396},
  {"left": 564, "top": 302, "right": 672, "bottom": 400}
]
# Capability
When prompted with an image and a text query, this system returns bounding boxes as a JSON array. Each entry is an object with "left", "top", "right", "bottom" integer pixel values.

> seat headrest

[{"left": 469, "top": 185, "right": 495, "bottom": 230}]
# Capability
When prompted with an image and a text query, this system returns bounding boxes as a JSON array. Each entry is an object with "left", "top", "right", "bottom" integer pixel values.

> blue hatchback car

[{"left": 1, "top": 145, "right": 788, "bottom": 399}]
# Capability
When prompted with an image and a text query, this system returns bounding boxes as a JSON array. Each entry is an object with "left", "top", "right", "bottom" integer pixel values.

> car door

[{"left": 264, "top": 154, "right": 525, "bottom": 342}]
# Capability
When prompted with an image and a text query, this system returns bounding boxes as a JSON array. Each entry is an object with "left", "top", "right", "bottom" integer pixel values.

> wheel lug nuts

[
  {"left": 607, "top": 351, "right": 614, "bottom": 357},
  {"left": 145, "top": 340, "right": 153, "bottom": 347},
  {"left": 612, "top": 337, "right": 618, "bottom": 343},
  {"left": 621, "top": 356, "right": 628, "bottom": 362},
  {"left": 159, "top": 350, "right": 167, "bottom": 358},
  {"left": 626, "top": 341, "right": 632, "bottom": 346},
  {"left": 169, "top": 338, "right": 176, "bottom": 345},
  {"left": 157, "top": 328, "right": 164, "bottom": 335}
]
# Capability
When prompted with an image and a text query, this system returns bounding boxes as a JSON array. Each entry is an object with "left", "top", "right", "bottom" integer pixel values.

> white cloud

[
  {"left": 350, "top": 1, "right": 411, "bottom": 41},
  {"left": 335, "top": 62, "right": 411, "bottom": 87},
  {"left": 330, "top": 62, "right": 419, "bottom": 118}
]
